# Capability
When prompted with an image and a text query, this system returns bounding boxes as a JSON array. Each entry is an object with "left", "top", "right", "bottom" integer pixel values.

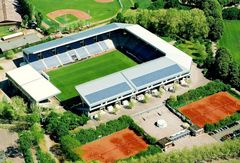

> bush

[
  {"left": 36, "top": 149, "right": 55, "bottom": 163},
  {"left": 45, "top": 111, "right": 89, "bottom": 139},
  {"left": 223, "top": 7, "right": 240, "bottom": 20},
  {"left": 19, "top": 131, "right": 34, "bottom": 163},
  {"left": 60, "top": 135, "right": 81, "bottom": 161},
  {"left": 4, "top": 50, "right": 15, "bottom": 59}
]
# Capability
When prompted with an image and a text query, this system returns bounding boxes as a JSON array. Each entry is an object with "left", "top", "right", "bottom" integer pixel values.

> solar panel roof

[
  {"left": 85, "top": 82, "right": 131, "bottom": 104},
  {"left": 132, "top": 64, "right": 183, "bottom": 87}
]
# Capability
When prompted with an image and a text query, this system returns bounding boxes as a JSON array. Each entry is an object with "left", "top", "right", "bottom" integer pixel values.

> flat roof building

[{"left": 6, "top": 65, "right": 60, "bottom": 103}]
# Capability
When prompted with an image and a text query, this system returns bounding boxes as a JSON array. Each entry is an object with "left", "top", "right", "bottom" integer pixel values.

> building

[
  {"left": 0, "top": 0, "right": 22, "bottom": 25},
  {"left": 6, "top": 65, "right": 60, "bottom": 103},
  {"left": 15, "top": 23, "right": 191, "bottom": 112},
  {"left": 157, "top": 137, "right": 174, "bottom": 151}
]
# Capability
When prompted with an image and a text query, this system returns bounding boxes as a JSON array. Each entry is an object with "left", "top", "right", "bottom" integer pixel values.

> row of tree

[
  {"left": 205, "top": 112, "right": 240, "bottom": 132},
  {"left": 18, "top": 0, "right": 43, "bottom": 28},
  {"left": 204, "top": 47, "right": 240, "bottom": 90},
  {"left": 113, "top": 8, "right": 209, "bottom": 40},
  {"left": 119, "top": 138, "right": 240, "bottom": 163},
  {"left": 182, "top": 0, "right": 240, "bottom": 6},
  {"left": 167, "top": 80, "right": 231, "bottom": 108}
]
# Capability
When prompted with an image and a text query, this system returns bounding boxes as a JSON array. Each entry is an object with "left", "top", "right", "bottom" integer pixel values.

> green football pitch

[{"left": 47, "top": 50, "right": 137, "bottom": 101}]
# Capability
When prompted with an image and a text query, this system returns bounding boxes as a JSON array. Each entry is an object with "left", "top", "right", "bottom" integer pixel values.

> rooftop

[
  {"left": 23, "top": 23, "right": 131, "bottom": 55},
  {"left": 0, "top": 0, "right": 22, "bottom": 23},
  {"left": 6, "top": 65, "right": 61, "bottom": 102}
]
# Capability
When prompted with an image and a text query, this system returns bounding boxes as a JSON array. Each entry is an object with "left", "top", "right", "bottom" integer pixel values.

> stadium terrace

[{"left": 7, "top": 23, "right": 192, "bottom": 113}]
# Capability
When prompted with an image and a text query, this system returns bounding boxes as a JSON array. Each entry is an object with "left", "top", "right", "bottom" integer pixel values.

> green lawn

[
  {"left": 48, "top": 51, "right": 137, "bottom": 101},
  {"left": 0, "top": 25, "right": 14, "bottom": 37},
  {"left": 218, "top": 20, "right": 240, "bottom": 62},
  {"left": 55, "top": 14, "right": 78, "bottom": 24},
  {"left": 30, "top": 0, "right": 121, "bottom": 25},
  {"left": 176, "top": 40, "right": 207, "bottom": 61}
]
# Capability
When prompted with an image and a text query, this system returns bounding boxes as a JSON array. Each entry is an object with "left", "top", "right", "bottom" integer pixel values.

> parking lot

[
  {"left": 211, "top": 123, "right": 240, "bottom": 141},
  {"left": 133, "top": 106, "right": 185, "bottom": 140},
  {"left": 167, "top": 134, "right": 217, "bottom": 152}
]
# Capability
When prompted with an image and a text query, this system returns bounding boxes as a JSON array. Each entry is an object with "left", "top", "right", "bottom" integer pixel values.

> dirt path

[
  {"left": 211, "top": 41, "right": 217, "bottom": 56},
  {"left": 44, "top": 135, "right": 59, "bottom": 163}
]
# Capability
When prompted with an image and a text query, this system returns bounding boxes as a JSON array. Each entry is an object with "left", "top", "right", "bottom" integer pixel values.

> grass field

[
  {"left": 176, "top": 40, "right": 207, "bottom": 61},
  {"left": 0, "top": 25, "right": 14, "bottom": 37},
  {"left": 48, "top": 51, "right": 137, "bottom": 101},
  {"left": 30, "top": 0, "right": 121, "bottom": 26},
  {"left": 218, "top": 20, "right": 240, "bottom": 62},
  {"left": 55, "top": 14, "right": 78, "bottom": 24}
]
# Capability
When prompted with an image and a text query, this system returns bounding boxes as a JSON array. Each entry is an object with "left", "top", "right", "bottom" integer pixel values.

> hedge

[
  {"left": 222, "top": 7, "right": 240, "bottom": 20},
  {"left": 75, "top": 115, "right": 157, "bottom": 145},
  {"left": 36, "top": 148, "right": 55, "bottom": 163},
  {"left": 204, "top": 112, "right": 240, "bottom": 132},
  {"left": 166, "top": 80, "right": 231, "bottom": 108}
]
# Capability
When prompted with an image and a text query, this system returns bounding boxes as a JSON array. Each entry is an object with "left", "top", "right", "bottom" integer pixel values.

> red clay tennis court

[
  {"left": 179, "top": 92, "right": 240, "bottom": 128},
  {"left": 76, "top": 128, "right": 148, "bottom": 163}
]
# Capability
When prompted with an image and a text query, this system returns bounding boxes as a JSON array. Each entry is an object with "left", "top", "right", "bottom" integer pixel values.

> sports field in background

[
  {"left": 48, "top": 50, "right": 137, "bottom": 101},
  {"left": 29, "top": 0, "right": 120, "bottom": 26},
  {"left": 219, "top": 20, "right": 240, "bottom": 62},
  {"left": 55, "top": 14, "right": 78, "bottom": 24}
]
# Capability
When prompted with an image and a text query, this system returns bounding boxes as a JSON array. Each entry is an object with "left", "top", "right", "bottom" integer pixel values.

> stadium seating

[
  {"left": 30, "top": 60, "right": 47, "bottom": 72},
  {"left": 85, "top": 43, "right": 103, "bottom": 56},
  {"left": 68, "top": 50, "right": 81, "bottom": 60},
  {"left": 43, "top": 56, "right": 61, "bottom": 69},
  {"left": 57, "top": 52, "right": 73, "bottom": 65},
  {"left": 104, "top": 40, "right": 115, "bottom": 50},
  {"left": 98, "top": 41, "right": 108, "bottom": 51},
  {"left": 75, "top": 47, "right": 89, "bottom": 59}
]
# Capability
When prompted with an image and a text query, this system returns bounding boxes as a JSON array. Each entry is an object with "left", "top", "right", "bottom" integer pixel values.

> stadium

[{"left": 7, "top": 23, "right": 192, "bottom": 113}]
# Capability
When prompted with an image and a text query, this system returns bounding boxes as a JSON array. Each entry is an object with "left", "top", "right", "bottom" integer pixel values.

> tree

[
  {"left": 2, "top": 105, "right": 15, "bottom": 123},
  {"left": 148, "top": 0, "right": 164, "bottom": 10},
  {"left": 22, "top": 15, "right": 29, "bottom": 27},
  {"left": 214, "top": 47, "right": 232, "bottom": 80},
  {"left": 229, "top": 62, "right": 240, "bottom": 89},
  {"left": 60, "top": 135, "right": 81, "bottom": 161},
  {"left": 200, "top": 0, "right": 223, "bottom": 40},
  {"left": 26, "top": 113, "right": 41, "bottom": 127},
  {"left": 35, "top": 12, "right": 43, "bottom": 27},
  {"left": 164, "top": 0, "right": 180, "bottom": 8},
  {"left": 133, "top": 2, "right": 139, "bottom": 9},
  {"left": 11, "top": 96, "right": 27, "bottom": 119},
  {"left": 30, "top": 123, "right": 44, "bottom": 145}
]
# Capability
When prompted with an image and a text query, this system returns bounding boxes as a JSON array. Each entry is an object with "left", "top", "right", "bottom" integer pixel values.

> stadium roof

[
  {"left": 6, "top": 65, "right": 60, "bottom": 102},
  {"left": 122, "top": 57, "right": 188, "bottom": 90},
  {"left": 23, "top": 23, "right": 131, "bottom": 55},
  {"left": 125, "top": 25, "right": 192, "bottom": 70},
  {"left": 75, "top": 72, "right": 135, "bottom": 108}
]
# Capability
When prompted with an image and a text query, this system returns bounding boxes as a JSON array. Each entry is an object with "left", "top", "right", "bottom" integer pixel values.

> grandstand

[{"left": 8, "top": 23, "right": 191, "bottom": 111}]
